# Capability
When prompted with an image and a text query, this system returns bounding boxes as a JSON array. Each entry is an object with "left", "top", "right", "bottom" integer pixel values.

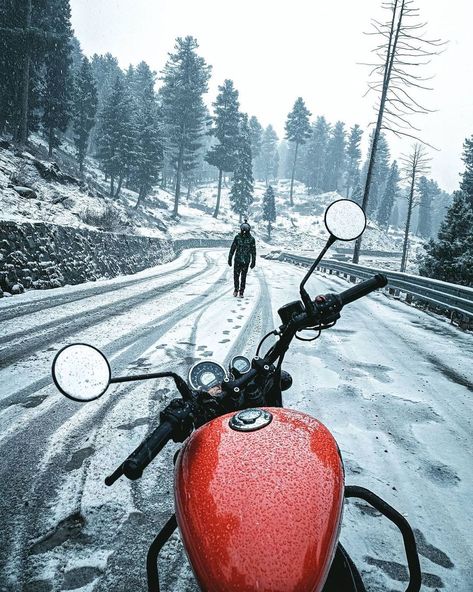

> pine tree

[
  {"left": 285, "top": 97, "right": 312, "bottom": 206},
  {"left": 230, "top": 115, "right": 254, "bottom": 222},
  {"left": 0, "top": 0, "right": 71, "bottom": 143},
  {"left": 419, "top": 192, "right": 473, "bottom": 286},
  {"left": 205, "top": 79, "right": 241, "bottom": 218},
  {"left": 262, "top": 184, "right": 277, "bottom": 239},
  {"left": 89, "top": 53, "right": 122, "bottom": 152},
  {"left": 96, "top": 76, "right": 136, "bottom": 197},
  {"left": 345, "top": 124, "right": 363, "bottom": 197},
  {"left": 377, "top": 161, "right": 400, "bottom": 228},
  {"left": 160, "top": 36, "right": 211, "bottom": 216},
  {"left": 249, "top": 116, "right": 263, "bottom": 178},
  {"left": 259, "top": 125, "right": 279, "bottom": 186},
  {"left": 324, "top": 121, "right": 346, "bottom": 192},
  {"left": 0, "top": 0, "right": 23, "bottom": 134},
  {"left": 73, "top": 56, "right": 97, "bottom": 172},
  {"left": 460, "top": 135, "right": 473, "bottom": 205},
  {"left": 361, "top": 131, "right": 391, "bottom": 218},
  {"left": 130, "top": 64, "right": 163, "bottom": 208},
  {"left": 303, "top": 116, "right": 330, "bottom": 194},
  {"left": 41, "top": 0, "right": 73, "bottom": 157},
  {"left": 416, "top": 177, "right": 440, "bottom": 238}
]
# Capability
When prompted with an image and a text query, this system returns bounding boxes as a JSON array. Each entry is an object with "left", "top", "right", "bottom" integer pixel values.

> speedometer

[
  {"left": 230, "top": 355, "right": 251, "bottom": 376},
  {"left": 188, "top": 361, "right": 228, "bottom": 391}
]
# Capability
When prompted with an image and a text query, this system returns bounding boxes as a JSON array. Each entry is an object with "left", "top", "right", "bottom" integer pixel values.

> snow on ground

[
  {"left": 1, "top": 137, "right": 424, "bottom": 274},
  {"left": 0, "top": 247, "right": 471, "bottom": 592},
  {"left": 190, "top": 179, "right": 425, "bottom": 272}
]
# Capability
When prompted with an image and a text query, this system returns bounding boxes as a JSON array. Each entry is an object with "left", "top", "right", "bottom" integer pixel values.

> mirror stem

[
  {"left": 300, "top": 234, "right": 337, "bottom": 312},
  {"left": 110, "top": 372, "right": 193, "bottom": 401}
]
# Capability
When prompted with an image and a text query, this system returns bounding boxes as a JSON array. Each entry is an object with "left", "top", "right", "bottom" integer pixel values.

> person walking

[{"left": 228, "top": 222, "right": 256, "bottom": 298}]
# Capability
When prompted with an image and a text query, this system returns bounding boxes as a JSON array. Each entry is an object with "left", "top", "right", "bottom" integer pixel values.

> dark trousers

[{"left": 234, "top": 262, "right": 249, "bottom": 293}]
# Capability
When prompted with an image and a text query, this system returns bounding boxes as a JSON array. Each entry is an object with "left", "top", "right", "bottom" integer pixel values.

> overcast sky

[{"left": 70, "top": 0, "right": 473, "bottom": 192}]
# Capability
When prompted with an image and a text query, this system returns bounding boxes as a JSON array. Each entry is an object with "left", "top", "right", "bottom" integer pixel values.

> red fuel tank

[{"left": 174, "top": 407, "right": 344, "bottom": 592}]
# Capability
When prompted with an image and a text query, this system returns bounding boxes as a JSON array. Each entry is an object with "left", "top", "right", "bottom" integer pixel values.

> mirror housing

[
  {"left": 52, "top": 343, "right": 111, "bottom": 402},
  {"left": 324, "top": 199, "right": 366, "bottom": 241}
]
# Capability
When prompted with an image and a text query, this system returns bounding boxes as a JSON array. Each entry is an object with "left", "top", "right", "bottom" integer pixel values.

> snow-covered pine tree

[
  {"left": 230, "top": 115, "right": 254, "bottom": 222},
  {"left": 361, "top": 131, "right": 391, "bottom": 218},
  {"left": 324, "top": 121, "right": 346, "bottom": 192},
  {"left": 419, "top": 191, "right": 473, "bottom": 286},
  {"left": 70, "top": 36, "right": 84, "bottom": 77},
  {"left": 431, "top": 190, "right": 452, "bottom": 237},
  {"left": 259, "top": 125, "right": 279, "bottom": 186},
  {"left": 160, "top": 36, "right": 211, "bottom": 216},
  {"left": 460, "top": 135, "right": 473, "bottom": 205},
  {"left": 249, "top": 116, "right": 263, "bottom": 179},
  {"left": 303, "top": 116, "right": 330, "bottom": 194},
  {"left": 96, "top": 75, "right": 136, "bottom": 197},
  {"left": 344, "top": 124, "right": 363, "bottom": 197},
  {"left": 416, "top": 177, "right": 440, "bottom": 238},
  {"left": 41, "top": 0, "right": 73, "bottom": 157},
  {"left": 420, "top": 135, "right": 473, "bottom": 286},
  {"left": 277, "top": 141, "right": 290, "bottom": 180},
  {"left": 0, "top": 0, "right": 48, "bottom": 143},
  {"left": 377, "top": 161, "right": 400, "bottom": 228},
  {"left": 89, "top": 53, "right": 122, "bottom": 152},
  {"left": 262, "top": 184, "right": 277, "bottom": 239},
  {"left": 0, "top": 0, "right": 31, "bottom": 135},
  {"left": 73, "top": 56, "right": 97, "bottom": 172},
  {"left": 205, "top": 79, "right": 241, "bottom": 218},
  {"left": 130, "top": 64, "right": 163, "bottom": 208},
  {"left": 285, "top": 97, "right": 312, "bottom": 206}
]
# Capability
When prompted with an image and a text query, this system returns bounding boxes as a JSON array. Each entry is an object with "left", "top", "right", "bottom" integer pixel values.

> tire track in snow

[
  {"left": 0, "top": 257, "right": 232, "bottom": 589},
  {"left": 0, "top": 254, "right": 214, "bottom": 369},
  {"left": 0, "top": 250, "right": 196, "bottom": 324}
]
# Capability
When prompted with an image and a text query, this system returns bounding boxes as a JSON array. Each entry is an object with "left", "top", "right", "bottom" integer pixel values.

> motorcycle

[{"left": 52, "top": 199, "right": 421, "bottom": 592}]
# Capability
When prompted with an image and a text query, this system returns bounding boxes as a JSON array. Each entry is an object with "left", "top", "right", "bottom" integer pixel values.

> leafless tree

[
  {"left": 399, "top": 143, "right": 431, "bottom": 272},
  {"left": 352, "top": 0, "right": 445, "bottom": 263}
]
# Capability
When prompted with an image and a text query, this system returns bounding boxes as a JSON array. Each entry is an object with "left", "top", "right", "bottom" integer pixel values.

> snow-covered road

[{"left": 0, "top": 249, "right": 471, "bottom": 592}]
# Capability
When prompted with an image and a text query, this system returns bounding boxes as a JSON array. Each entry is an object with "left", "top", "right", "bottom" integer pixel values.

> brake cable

[{"left": 256, "top": 329, "right": 280, "bottom": 357}]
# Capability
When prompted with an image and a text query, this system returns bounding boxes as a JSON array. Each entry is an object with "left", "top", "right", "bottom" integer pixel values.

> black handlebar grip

[
  {"left": 122, "top": 421, "right": 174, "bottom": 480},
  {"left": 339, "top": 274, "right": 388, "bottom": 306}
]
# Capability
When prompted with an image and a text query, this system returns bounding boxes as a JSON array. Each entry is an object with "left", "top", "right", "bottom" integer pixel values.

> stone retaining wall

[{"left": 0, "top": 221, "right": 231, "bottom": 296}]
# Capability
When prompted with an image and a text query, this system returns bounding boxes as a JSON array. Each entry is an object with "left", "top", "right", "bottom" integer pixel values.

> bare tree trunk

[
  {"left": 110, "top": 176, "right": 114, "bottom": 197},
  {"left": 400, "top": 175, "right": 416, "bottom": 272},
  {"left": 17, "top": 0, "right": 32, "bottom": 145},
  {"left": 213, "top": 168, "right": 223, "bottom": 218},
  {"left": 353, "top": 0, "right": 405, "bottom": 264},
  {"left": 289, "top": 142, "right": 299, "bottom": 207},
  {"left": 267, "top": 221, "right": 271, "bottom": 240}
]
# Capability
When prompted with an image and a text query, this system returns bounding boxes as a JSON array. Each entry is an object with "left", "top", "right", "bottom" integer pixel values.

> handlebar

[
  {"left": 338, "top": 274, "right": 388, "bottom": 306},
  {"left": 105, "top": 421, "right": 174, "bottom": 485}
]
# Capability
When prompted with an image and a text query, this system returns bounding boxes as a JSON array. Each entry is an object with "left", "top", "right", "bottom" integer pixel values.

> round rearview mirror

[
  {"left": 52, "top": 343, "right": 111, "bottom": 402},
  {"left": 324, "top": 199, "right": 366, "bottom": 241}
]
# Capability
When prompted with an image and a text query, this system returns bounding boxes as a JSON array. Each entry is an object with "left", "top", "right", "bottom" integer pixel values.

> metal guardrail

[
  {"left": 174, "top": 238, "right": 232, "bottom": 252},
  {"left": 267, "top": 251, "right": 473, "bottom": 322}
]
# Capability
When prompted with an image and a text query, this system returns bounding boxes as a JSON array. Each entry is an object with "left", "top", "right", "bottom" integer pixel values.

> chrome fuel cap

[{"left": 229, "top": 408, "right": 273, "bottom": 432}]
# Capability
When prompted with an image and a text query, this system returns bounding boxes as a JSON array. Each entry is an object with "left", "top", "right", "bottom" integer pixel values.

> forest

[{"left": 0, "top": 0, "right": 472, "bottom": 285}]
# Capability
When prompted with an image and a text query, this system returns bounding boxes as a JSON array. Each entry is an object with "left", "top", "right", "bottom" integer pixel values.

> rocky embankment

[
  {"left": 0, "top": 221, "right": 176, "bottom": 297},
  {"left": 0, "top": 221, "right": 232, "bottom": 297}
]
